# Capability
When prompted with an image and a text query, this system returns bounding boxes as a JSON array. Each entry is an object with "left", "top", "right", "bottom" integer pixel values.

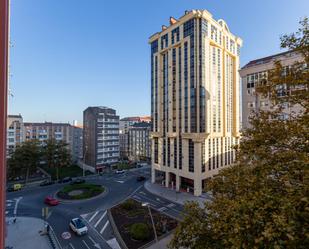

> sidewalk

[
  {"left": 144, "top": 180, "right": 211, "bottom": 207},
  {"left": 5, "top": 217, "right": 52, "bottom": 249},
  {"left": 147, "top": 233, "right": 174, "bottom": 249}
]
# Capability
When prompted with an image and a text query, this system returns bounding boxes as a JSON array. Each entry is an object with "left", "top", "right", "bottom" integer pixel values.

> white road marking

[
  {"left": 82, "top": 240, "right": 91, "bottom": 249},
  {"left": 133, "top": 195, "right": 141, "bottom": 200},
  {"left": 167, "top": 203, "right": 176, "bottom": 208},
  {"left": 80, "top": 213, "right": 89, "bottom": 219},
  {"left": 94, "top": 211, "right": 107, "bottom": 228},
  {"left": 5, "top": 211, "right": 9, "bottom": 215},
  {"left": 88, "top": 236, "right": 96, "bottom": 244},
  {"left": 6, "top": 200, "right": 13, "bottom": 203},
  {"left": 13, "top": 197, "right": 22, "bottom": 215},
  {"left": 69, "top": 243, "right": 75, "bottom": 249},
  {"left": 139, "top": 191, "right": 146, "bottom": 195},
  {"left": 158, "top": 207, "right": 167, "bottom": 212},
  {"left": 115, "top": 180, "right": 124, "bottom": 184},
  {"left": 88, "top": 235, "right": 102, "bottom": 248},
  {"left": 6, "top": 203, "right": 11, "bottom": 207},
  {"left": 89, "top": 211, "right": 99, "bottom": 222},
  {"left": 100, "top": 220, "right": 109, "bottom": 234},
  {"left": 106, "top": 238, "right": 121, "bottom": 249}
]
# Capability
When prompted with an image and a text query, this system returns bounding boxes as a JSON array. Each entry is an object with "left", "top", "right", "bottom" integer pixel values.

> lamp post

[{"left": 142, "top": 202, "right": 158, "bottom": 242}]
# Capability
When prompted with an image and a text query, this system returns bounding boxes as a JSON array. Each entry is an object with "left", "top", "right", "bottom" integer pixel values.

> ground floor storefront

[{"left": 151, "top": 169, "right": 210, "bottom": 196}]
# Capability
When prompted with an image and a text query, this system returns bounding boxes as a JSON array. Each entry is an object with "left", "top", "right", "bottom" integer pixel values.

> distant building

[
  {"left": 72, "top": 125, "right": 83, "bottom": 163},
  {"left": 7, "top": 115, "right": 24, "bottom": 156},
  {"left": 240, "top": 51, "right": 304, "bottom": 129},
  {"left": 149, "top": 10, "right": 242, "bottom": 196},
  {"left": 128, "top": 122, "right": 151, "bottom": 161},
  {"left": 119, "top": 116, "right": 151, "bottom": 159},
  {"left": 83, "top": 106, "right": 119, "bottom": 171}
]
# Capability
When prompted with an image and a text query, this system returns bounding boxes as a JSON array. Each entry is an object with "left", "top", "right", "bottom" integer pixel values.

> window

[{"left": 188, "top": 139, "right": 194, "bottom": 172}]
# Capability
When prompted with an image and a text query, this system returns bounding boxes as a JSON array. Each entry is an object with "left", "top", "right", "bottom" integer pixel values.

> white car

[
  {"left": 69, "top": 218, "right": 88, "bottom": 236},
  {"left": 115, "top": 169, "right": 125, "bottom": 174}
]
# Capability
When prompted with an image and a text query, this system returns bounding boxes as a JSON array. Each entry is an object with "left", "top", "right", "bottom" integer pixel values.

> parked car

[
  {"left": 115, "top": 169, "right": 125, "bottom": 174},
  {"left": 136, "top": 176, "right": 146, "bottom": 182},
  {"left": 58, "top": 177, "right": 72, "bottom": 183},
  {"left": 7, "top": 183, "right": 23, "bottom": 192},
  {"left": 70, "top": 178, "right": 85, "bottom": 185},
  {"left": 40, "top": 180, "right": 55, "bottom": 186},
  {"left": 69, "top": 218, "right": 88, "bottom": 236},
  {"left": 44, "top": 196, "right": 59, "bottom": 206}
]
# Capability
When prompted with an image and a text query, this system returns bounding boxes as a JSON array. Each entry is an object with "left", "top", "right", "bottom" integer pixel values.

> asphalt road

[{"left": 6, "top": 166, "right": 176, "bottom": 249}]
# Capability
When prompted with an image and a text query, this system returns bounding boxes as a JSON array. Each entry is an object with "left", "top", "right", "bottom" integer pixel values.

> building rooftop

[
  {"left": 131, "top": 122, "right": 152, "bottom": 128},
  {"left": 24, "top": 122, "right": 71, "bottom": 126},
  {"left": 242, "top": 50, "right": 296, "bottom": 69}
]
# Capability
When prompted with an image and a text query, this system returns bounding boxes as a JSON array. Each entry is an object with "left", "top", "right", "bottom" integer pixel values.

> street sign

[{"left": 61, "top": 231, "right": 71, "bottom": 240}]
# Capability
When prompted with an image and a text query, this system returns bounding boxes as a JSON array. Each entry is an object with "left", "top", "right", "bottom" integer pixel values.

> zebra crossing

[
  {"left": 81, "top": 210, "right": 114, "bottom": 241},
  {"left": 5, "top": 197, "right": 22, "bottom": 217}
]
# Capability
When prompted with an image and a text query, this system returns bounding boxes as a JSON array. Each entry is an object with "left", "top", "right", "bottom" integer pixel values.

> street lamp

[{"left": 142, "top": 202, "right": 158, "bottom": 242}]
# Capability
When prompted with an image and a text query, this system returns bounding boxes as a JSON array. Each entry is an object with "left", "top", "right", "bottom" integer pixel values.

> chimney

[{"left": 162, "top": 25, "right": 167, "bottom": 31}]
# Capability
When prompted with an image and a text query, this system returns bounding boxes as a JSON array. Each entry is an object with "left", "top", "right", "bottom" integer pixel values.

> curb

[{"left": 53, "top": 185, "right": 109, "bottom": 204}]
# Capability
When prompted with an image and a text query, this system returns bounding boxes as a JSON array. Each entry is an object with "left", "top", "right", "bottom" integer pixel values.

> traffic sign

[{"left": 61, "top": 231, "right": 71, "bottom": 240}]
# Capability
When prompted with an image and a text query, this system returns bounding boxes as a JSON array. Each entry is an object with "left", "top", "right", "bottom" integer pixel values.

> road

[{"left": 6, "top": 166, "right": 183, "bottom": 249}]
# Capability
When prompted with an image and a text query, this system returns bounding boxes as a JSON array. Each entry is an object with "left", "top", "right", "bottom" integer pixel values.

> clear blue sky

[{"left": 8, "top": 0, "right": 308, "bottom": 124}]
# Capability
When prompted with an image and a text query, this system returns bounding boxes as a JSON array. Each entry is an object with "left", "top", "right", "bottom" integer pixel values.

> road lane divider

[
  {"left": 88, "top": 211, "right": 99, "bottom": 222},
  {"left": 94, "top": 211, "right": 107, "bottom": 228}
]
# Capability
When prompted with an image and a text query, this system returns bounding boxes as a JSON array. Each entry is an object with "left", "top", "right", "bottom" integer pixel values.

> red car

[{"left": 44, "top": 196, "right": 59, "bottom": 206}]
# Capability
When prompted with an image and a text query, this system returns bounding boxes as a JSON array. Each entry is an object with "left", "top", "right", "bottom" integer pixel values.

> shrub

[
  {"left": 130, "top": 223, "right": 150, "bottom": 241},
  {"left": 121, "top": 199, "right": 136, "bottom": 211}
]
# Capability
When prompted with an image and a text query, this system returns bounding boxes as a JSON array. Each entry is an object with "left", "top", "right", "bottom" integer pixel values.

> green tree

[
  {"left": 43, "top": 139, "right": 71, "bottom": 180},
  {"left": 169, "top": 18, "right": 309, "bottom": 249},
  {"left": 7, "top": 140, "right": 42, "bottom": 183}
]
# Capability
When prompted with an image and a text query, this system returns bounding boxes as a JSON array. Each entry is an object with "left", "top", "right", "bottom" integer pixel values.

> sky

[{"left": 8, "top": 0, "right": 309, "bottom": 124}]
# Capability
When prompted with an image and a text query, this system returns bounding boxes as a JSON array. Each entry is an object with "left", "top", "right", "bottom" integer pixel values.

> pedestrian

[{"left": 13, "top": 217, "right": 16, "bottom": 223}]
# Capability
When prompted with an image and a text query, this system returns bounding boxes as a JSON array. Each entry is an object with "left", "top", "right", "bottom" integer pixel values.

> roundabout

[{"left": 56, "top": 183, "right": 105, "bottom": 200}]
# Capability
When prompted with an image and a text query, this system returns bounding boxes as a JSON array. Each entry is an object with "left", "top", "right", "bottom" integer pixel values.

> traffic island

[
  {"left": 109, "top": 199, "right": 178, "bottom": 249},
  {"left": 56, "top": 183, "right": 105, "bottom": 200}
]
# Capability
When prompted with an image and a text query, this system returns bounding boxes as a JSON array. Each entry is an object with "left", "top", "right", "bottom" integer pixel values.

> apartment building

[
  {"left": 119, "top": 116, "right": 151, "bottom": 159},
  {"left": 24, "top": 122, "right": 72, "bottom": 144},
  {"left": 7, "top": 115, "right": 24, "bottom": 155},
  {"left": 83, "top": 107, "right": 119, "bottom": 171},
  {"left": 128, "top": 122, "right": 151, "bottom": 161},
  {"left": 72, "top": 125, "right": 83, "bottom": 163},
  {"left": 240, "top": 51, "right": 304, "bottom": 129},
  {"left": 149, "top": 10, "right": 242, "bottom": 196}
]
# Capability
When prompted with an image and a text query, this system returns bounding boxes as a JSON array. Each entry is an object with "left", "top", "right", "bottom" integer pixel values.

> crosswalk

[
  {"left": 81, "top": 210, "right": 113, "bottom": 239},
  {"left": 5, "top": 197, "right": 22, "bottom": 217}
]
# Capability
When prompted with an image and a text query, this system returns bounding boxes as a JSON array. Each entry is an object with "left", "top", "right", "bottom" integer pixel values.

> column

[
  {"left": 151, "top": 167, "right": 155, "bottom": 183},
  {"left": 176, "top": 175, "right": 180, "bottom": 191},
  {"left": 165, "top": 171, "right": 169, "bottom": 188},
  {"left": 194, "top": 179, "right": 202, "bottom": 196}
]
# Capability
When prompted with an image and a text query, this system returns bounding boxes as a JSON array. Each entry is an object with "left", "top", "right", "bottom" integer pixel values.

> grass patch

[
  {"left": 57, "top": 183, "right": 104, "bottom": 200},
  {"left": 113, "top": 162, "right": 136, "bottom": 170},
  {"left": 42, "top": 165, "right": 93, "bottom": 180}
]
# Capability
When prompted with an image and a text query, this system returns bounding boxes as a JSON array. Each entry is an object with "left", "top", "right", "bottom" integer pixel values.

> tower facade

[{"left": 149, "top": 10, "right": 242, "bottom": 196}]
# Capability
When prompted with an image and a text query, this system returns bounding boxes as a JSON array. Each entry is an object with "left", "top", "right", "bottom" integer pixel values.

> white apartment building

[
  {"left": 149, "top": 10, "right": 242, "bottom": 196},
  {"left": 240, "top": 51, "right": 304, "bottom": 129}
]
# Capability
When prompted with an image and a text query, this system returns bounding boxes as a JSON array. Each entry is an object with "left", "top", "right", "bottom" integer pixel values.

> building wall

[
  {"left": 7, "top": 115, "right": 24, "bottom": 156},
  {"left": 128, "top": 122, "right": 151, "bottom": 161},
  {"left": 149, "top": 10, "right": 242, "bottom": 196},
  {"left": 240, "top": 51, "right": 304, "bottom": 129},
  {"left": 83, "top": 106, "right": 119, "bottom": 170},
  {"left": 72, "top": 126, "right": 83, "bottom": 163}
]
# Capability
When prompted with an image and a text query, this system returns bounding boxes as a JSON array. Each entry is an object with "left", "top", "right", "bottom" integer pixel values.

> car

[
  {"left": 115, "top": 169, "right": 125, "bottom": 174},
  {"left": 69, "top": 218, "right": 88, "bottom": 236},
  {"left": 136, "top": 176, "right": 146, "bottom": 182},
  {"left": 70, "top": 178, "right": 85, "bottom": 185},
  {"left": 44, "top": 196, "right": 59, "bottom": 206},
  {"left": 40, "top": 180, "right": 55, "bottom": 186},
  {"left": 7, "top": 183, "right": 23, "bottom": 192},
  {"left": 58, "top": 177, "right": 72, "bottom": 183}
]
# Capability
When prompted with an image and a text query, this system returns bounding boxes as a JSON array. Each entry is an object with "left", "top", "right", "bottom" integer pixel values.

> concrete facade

[
  {"left": 240, "top": 51, "right": 304, "bottom": 129},
  {"left": 149, "top": 10, "right": 242, "bottom": 196},
  {"left": 83, "top": 106, "right": 119, "bottom": 171},
  {"left": 128, "top": 122, "right": 151, "bottom": 161},
  {"left": 7, "top": 114, "right": 24, "bottom": 156}
]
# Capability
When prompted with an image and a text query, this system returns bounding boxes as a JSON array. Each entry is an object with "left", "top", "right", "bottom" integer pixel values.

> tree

[
  {"left": 7, "top": 140, "right": 42, "bottom": 183},
  {"left": 169, "top": 18, "right": 309, "bottom": 249},
  {"left": 43, "top": 139, "right": 71, "bottom": 180}
]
